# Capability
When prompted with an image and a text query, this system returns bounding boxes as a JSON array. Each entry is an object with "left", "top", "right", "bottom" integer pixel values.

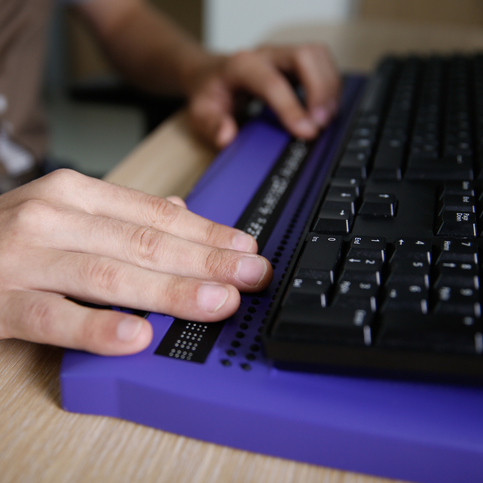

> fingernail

[
  {"left": 117, "top": 318, "right": 143, "bottom": 342},
  {"left": 232, "top": 232, "right": 255, "bottom": 252},
  {"left": 198, "top": 284, "right": 229, "bottom": 313},
  {"left": 311, "top": 106, "right": 330, "bottom": 127},
  {"left": 236, "top": 256, "right": 267, "bottom": 287},
  {"left": 294, "top": 118, "right": 317, "bottom": 137}
]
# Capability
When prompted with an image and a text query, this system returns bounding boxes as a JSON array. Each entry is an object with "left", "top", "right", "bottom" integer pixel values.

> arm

[
  {"left": 75, "top": 0, "right": 341, "bottom": 147},
  {"left": 75, "top": 0, "right": 213, "bottom": 96}
]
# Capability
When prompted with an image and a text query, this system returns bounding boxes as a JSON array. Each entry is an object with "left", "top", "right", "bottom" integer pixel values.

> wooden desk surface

[{"left": 3, "top": 20, "right": 483, "bottom": 483}]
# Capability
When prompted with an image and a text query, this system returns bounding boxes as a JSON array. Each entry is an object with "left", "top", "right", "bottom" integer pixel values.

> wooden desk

[{"left": 2, "top": 20, "right": 483, "bottom": 483}]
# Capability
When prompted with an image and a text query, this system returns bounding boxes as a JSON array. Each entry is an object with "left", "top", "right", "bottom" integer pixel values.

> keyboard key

[
  {"left": 330, "top": 177, "right": 362, "bottom": 196},
  {"left": 285, "top": 281, "right": 332, "bottom": 309},
  {"left": 314, "top": 208, "right": 353, "bottom": 234},
  {"left": 289, "top": 276, "right": 332, "bottom": 308},
  {"left": 378, "top": 313, "right": 481, "bottom": 354},
  {"left": 325, "top": 185, "right": 359, "bottom": 203},
  {"left": 321, "top": 199, "right": 356, "bottom": 215},
  {"left": 439, "top": 194, "right": 476, "bottom": 212},
  {"left": 297, "top": 234, "right": 342, "bottom": 282},
  {"left": 436, "top": 211, "right": 477, "bottom": 237},
  {"left": 442, "top": 180, "right": 474, "bottom": 195},
  {"left": 372, "top": 137, "right": 404, "bottom": 180},
  {"left": 391, "top": 238, "right": 432, "bottom": 263},
  {"left": 336, "top": 151, "right": 369, "bottom": 179},
  {"left": 339, "top": 257, "right": 383, "bottom": 285},
  {"left": 275, "top": 305, "right": 374, "bottom": 346},
  {"left": 387, "top": 260, "right": 430, "bottom": 288},
  {"left": 434, "top": 285, "right": 482, "bottom": 317},
  {"left": 383, "top": 282, "right": 429, "bottom": 314},
  {"left": 406, "top": 155, "right": 474, "bottom": 180},
  {"left": 332, "top": 279, "right": 379, "bottom": 312},
  {"left": 435, "top": 261, "right": 479, "bottom": 289},
  {"left": 348, "top": 236, "right": 386, "bottom": 261},
  {"left": 437, "top": 239, "right": 478, "bottom": 263},
  {"left": 359, "top": 192, "right": 397, "bottom": 218}
]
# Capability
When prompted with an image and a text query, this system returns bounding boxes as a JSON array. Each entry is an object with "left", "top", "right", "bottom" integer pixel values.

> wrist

[{"left": 178, "top": 50, "right": 227, "bottom": 96}]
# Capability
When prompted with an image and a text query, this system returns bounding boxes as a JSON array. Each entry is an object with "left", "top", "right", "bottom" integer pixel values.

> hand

[
  {"left": 0, "top": 170, "right": 272, "bottom": 355},
  {"left": 187, "top": 44, "right": 341, "bottom": 148}
]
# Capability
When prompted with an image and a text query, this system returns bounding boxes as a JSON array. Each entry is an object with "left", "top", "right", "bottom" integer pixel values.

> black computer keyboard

[{"left": 263, "top": 53, "right": 483, "bottom": 383}]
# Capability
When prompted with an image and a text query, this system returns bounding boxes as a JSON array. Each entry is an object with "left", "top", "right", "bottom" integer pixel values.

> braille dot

[
  {"left": 231, "top": 340, "right": 241, "bottom": 348},
  {"left": 236, "top": 331, "right": 245, "bottom": 339},
  {"left": 239, "top": 322, "right": 249, "bottom": 330},
  {"left": 246, "top": 353, "right": 256, "bottom": 361},
  {"left": 240, "top": 363, "right": 252, "bottom": 371},
  {"left": 221, "top": 359, "right": 232, "bottom": 367}
]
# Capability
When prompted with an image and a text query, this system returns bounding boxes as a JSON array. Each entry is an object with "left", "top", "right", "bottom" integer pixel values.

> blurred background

[{"left": 44, "top": 0, "right": 483, "bottom": 178}]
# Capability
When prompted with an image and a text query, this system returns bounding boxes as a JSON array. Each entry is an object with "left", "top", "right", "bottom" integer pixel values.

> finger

[
  {"left": 165, "top": 195, "right": 187, "bottom": 208},
  {"left": 188, "top": 80, "right": 239, "bottom": 148},
  {"left": 0, "top": 290, "right": 152, "bottom": 355},
  {"left": 222, "top": 51, "right": 318, "bottom": 139},
  {"left": 10, "top": 249, "right": 243, "bottom": 322},
  {"left": 287, "top": 46, "right": 341, "bottom": 126},
  {"left": 10, "top": 208, "right": 273, "bottom": 290},
  {"left": 11, "top": 171, "right": 258, "bottom": 253}
]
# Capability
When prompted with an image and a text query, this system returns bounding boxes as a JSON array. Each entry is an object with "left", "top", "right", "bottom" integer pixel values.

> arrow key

[{"left": 359, "top": 192, "right": 397, "bottom": 218}]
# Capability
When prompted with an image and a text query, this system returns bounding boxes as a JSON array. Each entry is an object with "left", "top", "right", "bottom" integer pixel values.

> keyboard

[{"left": 263, "top": 53, "right": 483, "bottom": 383}]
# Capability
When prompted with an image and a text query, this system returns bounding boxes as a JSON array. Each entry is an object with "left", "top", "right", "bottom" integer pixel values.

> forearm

[{"left": 76, "top": 0, "right": 218, "bottom": 96}]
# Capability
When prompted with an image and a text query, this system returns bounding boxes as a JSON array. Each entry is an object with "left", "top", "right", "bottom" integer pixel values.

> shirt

[{"left": 0, "top": 0, "right": 87, "bottom": 190}]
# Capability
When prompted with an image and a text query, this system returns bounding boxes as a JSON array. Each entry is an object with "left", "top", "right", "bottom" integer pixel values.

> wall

[
  {"left": 359, "top": 0, "right": 483, "bottom": 27},
  {"left": 204, "top": 0, "right": 357, "bottom": 52}
]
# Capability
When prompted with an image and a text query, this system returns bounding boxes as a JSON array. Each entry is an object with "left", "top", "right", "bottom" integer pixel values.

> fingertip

[
  {"left": 166, "top": 195, "right": 187, "bottom": 208},
  {"left": 115, "top": 316, "right": 153, "bottom": 353},
  {"left": 310, "top": 106, "right": 331, "bottom": 127},
  {"left": 310, "top": 99, "right": 339, "bottom": 128},
  {"left": 197, "top": 283, "right": 240, "bottom": 320},
  {"left": 231, "top": 231, "right": 258, "bottom": 253},
  {"left": 215, "top": 118, "right": 237, "bottom": 148},
  {"left": 293, "top": 117, "right": 318, "bottom": 139}
]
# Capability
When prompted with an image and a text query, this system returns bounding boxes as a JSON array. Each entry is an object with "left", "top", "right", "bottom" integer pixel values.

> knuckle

[
  {"left": 202, "top": 220, "right": 218, "bottom": 244},
  {"left": 228, "top": 50, "right": 258, "bottom": 72},
  {"left": 25, "top": 297, "right": 57, "bottom": 340},
  {"left": 145, "top": 195, "right": 179, "bottom": 228},
  {"left": 84, "top": 258, "right": 122, "bottom": 295},
  {"left": 202, "top": 248, "right": 231, "bottom": 281},
  {"left": 75, "top": 314, "right": 99, "bottom": 348},
  {"left": 130, "top": 226, "right": 164, "bottom": 265},
  {"left": 163, "top": 275, "right": 184, "bottom": 307},
  {"left": 41, "top": 168, "right": 82, "bottom": 190},
  {"left": 11, "top": 199, "right": 54, "bottom": 236}
]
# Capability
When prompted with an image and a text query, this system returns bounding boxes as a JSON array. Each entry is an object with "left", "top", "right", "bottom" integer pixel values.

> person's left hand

[{"left": 186, "top": 44, "right": 341, "bottom": 148}]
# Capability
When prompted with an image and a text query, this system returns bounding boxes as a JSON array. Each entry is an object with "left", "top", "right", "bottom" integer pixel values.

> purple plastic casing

[{"left": 61, "top": 77, "right": 483, "bottom": 483}]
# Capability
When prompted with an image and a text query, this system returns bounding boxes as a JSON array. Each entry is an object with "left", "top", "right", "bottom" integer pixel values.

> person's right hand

[{"left": 0, "top": 170, "right": 272, "bottom": 355}]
